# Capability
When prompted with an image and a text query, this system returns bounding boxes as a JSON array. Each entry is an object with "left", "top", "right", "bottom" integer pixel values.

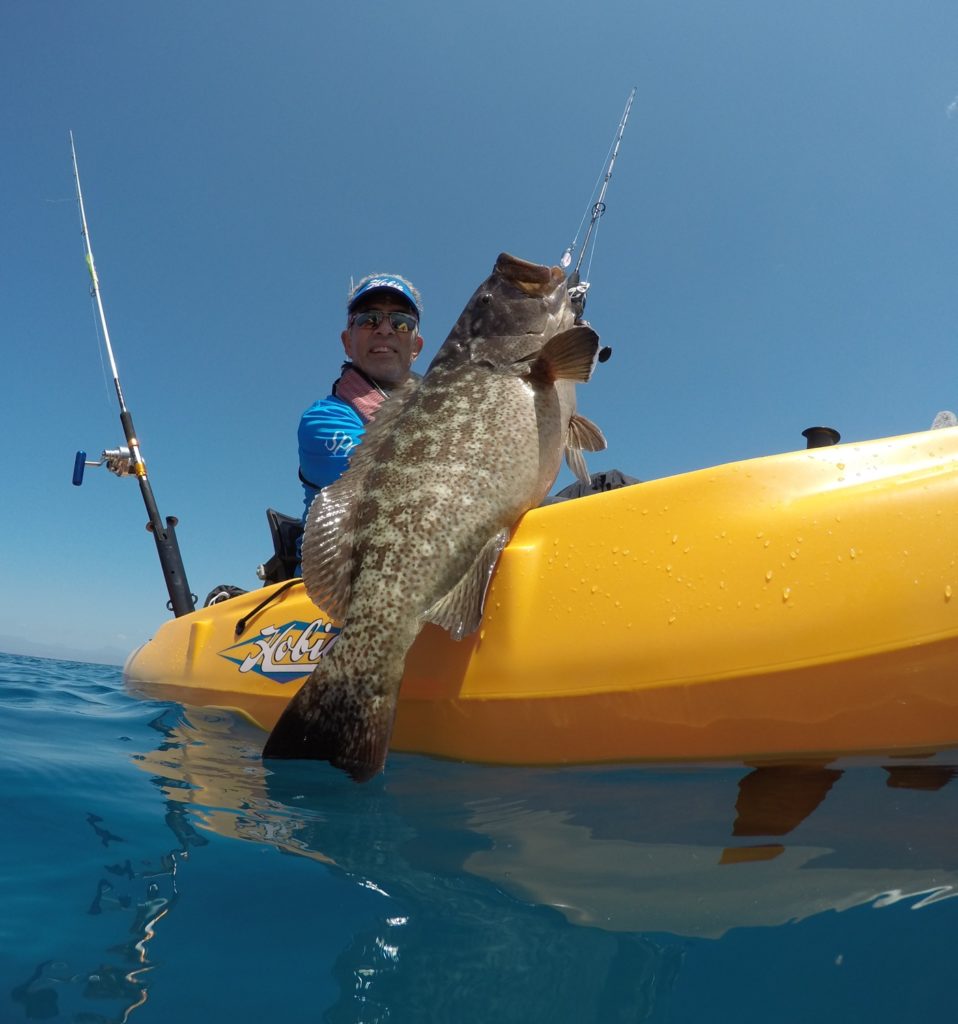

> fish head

[{"left": 430, "top": 253, "right": 575, "bottom": 371}]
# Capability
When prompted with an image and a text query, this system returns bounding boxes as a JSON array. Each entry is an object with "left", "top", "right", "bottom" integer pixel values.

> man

[{"left": 297, "top": 273, "right": 425, "bottom": 544}]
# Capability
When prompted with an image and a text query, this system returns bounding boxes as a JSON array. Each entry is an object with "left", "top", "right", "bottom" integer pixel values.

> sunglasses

[{"left": 350, "top": 309, "right": 419, "bottom": 334}]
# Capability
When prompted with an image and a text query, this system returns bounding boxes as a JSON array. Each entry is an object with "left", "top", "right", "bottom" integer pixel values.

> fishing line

[
  {"left": 561, "top": 87, "right": 636, "bottom": 279},
  {"left": 88, "top": 295, "right": 114, "bottom": 410},
  {"left": 583, "top": 214, "right": 602, "bottom": 285},
  {"left": 560, "top": 86, "right": 636, "bottom": 345},
  {"left": 72, "top": 176, "right": 114, "bottom": 409},
  {"left": 562, "top": 140, "right": 614, "bottom": 269}
]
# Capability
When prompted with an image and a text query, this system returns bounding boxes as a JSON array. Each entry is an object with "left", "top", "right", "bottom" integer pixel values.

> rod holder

[
  {"left": 145, "top": 515, "right": 196, "bottom": 617},
  {"left": 802, "top": 426, "right": 841, "bottom": 449}
]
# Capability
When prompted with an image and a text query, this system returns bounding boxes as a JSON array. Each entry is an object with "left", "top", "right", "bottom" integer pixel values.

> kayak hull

[{"left": 125, "top": 427, "right": 958, "bottom": 765}]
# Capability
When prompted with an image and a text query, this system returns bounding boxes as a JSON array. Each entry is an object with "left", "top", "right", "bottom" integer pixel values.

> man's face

[{"left": 341, "top": 294, "right": 423, "bottom": 386}]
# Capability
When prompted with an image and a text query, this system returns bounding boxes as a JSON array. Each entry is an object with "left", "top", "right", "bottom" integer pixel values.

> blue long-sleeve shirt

[
  {"left": 295, "top": 393, "right": 367, "bottom": 574},
  {"left": 297, "top": 393, "right": 366, "bottom": 520}
]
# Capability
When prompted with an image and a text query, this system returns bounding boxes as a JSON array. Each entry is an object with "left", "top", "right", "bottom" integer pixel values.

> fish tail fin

[
  {"left": 262, "top": 667, "right": 398, "bottom": 782},
  {"left": 528, "top": 325, "right": 600, "bottom": 386}
]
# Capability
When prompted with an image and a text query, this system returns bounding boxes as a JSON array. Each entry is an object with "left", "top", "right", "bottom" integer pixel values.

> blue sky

[{"left": 3, "top": 1, "right": 958, "bottom": 663}]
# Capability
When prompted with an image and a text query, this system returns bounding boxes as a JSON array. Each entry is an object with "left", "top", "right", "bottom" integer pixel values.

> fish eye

[{"left": 480, "top": 293, "right": 492, "bottom": 305}]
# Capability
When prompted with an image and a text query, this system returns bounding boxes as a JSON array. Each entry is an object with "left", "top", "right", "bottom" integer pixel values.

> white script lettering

[{"left": 238, "top": 619, "right": 339, "bottom": 677}]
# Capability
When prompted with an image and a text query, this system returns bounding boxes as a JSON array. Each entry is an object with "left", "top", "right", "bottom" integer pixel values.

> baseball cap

[{"left": 347, "top": 274, "right": 422, "bottom": 318}]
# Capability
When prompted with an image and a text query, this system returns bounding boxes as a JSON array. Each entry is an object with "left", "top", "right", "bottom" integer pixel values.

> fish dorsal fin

[
  {"left": 423, "top": 529, "right": 510, "bottom": 640},
  {"left": 301, "top": 377, "right": 420, "bottom": 620},
  {"left": 526, "top": 325, "right": 600, "bottom": 386},
  {"left": 564, "top": 412, "right": 609, "bottom": 486}
]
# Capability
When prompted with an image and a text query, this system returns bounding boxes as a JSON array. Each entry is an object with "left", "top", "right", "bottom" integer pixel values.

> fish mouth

[{"left": 494, "top": 253, "right": 565, "bottom": 296}]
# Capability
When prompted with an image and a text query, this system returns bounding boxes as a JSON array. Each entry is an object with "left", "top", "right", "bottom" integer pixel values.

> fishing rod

[
  {"left": 561, "top": 86, "right": 637, "bottom": 331},
  {"left": 69, "top": 132, "right": 196, "bottom": 617}
]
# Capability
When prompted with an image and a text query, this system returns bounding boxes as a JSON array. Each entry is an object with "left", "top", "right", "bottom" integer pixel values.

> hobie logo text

[{"left": 218, "top": 618, "right": 340, "bottom": 683}]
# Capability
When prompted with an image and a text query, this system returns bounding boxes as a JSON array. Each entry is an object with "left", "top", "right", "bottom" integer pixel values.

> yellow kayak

[{"left": 125, "top": 426, "right": 958, "bottom": 765}]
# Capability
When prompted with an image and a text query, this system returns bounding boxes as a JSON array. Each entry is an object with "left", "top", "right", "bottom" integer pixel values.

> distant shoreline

[{"left": 0, "top": 639, "right": 126, "bottom": 668}]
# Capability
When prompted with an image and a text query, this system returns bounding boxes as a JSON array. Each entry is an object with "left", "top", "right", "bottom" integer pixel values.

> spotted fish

[{"left": 262, "top": 253, "right": 606, "bottom": 778}]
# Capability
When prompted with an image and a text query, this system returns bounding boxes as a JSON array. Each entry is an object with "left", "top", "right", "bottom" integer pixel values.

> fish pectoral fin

[
  {"left": 423, "top": 529, "right": 510, "bottom": 641},
  {"left": 262, "top": 668, "right": 396, "bottom": 782},
  {"left": 526, "top": 326, "right": 600, "bottom": 386},
  {"left": 567, "top": 412, "right": 607, "bottom": 452},
  {"left": 301, "top": 484, "right": 356, "bottom": 621}
]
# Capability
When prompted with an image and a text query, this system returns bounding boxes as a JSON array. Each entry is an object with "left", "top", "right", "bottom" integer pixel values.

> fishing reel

[
  {"left": 566, "top": 271, "right": 612, "bottom": 364},
  {"left": 567, "top": 274, "right": 591, "bottom": 321},
  {"left": 72, "top": 446, "right": 134, "bottom": 486}
]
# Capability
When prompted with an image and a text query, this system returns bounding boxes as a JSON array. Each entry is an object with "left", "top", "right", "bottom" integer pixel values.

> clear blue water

[{"left": 3, "top": 649, "right": 958, "bottom": 1022}]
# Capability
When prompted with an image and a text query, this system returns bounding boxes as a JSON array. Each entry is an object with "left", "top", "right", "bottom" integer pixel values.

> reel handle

[{"left": 72, "top": 450, "right": 87, "bottom": 487}]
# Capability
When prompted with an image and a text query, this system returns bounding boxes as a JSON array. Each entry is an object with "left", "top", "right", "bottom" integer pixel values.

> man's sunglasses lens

[{"left": 353, "top": 311, "right": 418, "bottom": 333}]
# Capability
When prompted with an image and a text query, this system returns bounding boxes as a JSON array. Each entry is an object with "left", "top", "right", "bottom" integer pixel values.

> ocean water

[{"left": 3, "top": 650, "right": 958, "bottom": 1023}]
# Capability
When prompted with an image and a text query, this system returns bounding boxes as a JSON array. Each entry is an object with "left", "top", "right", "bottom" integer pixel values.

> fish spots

[
  {"left": 354, "top": 537, "right": 387, "bottom": 573},
  {"left": 355, "top": 498, "right": 381, "bottom": 530},
  {"left": 375, "top": 436, "right": 397, "bottom": 463},
  {"left": 419, "top": 389, "right": 447, "bottom": 415}
]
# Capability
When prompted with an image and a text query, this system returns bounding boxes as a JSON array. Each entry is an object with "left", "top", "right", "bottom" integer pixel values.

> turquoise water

[{"left": 3, "top": 650, "right": 958, "bottom": 1022}]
